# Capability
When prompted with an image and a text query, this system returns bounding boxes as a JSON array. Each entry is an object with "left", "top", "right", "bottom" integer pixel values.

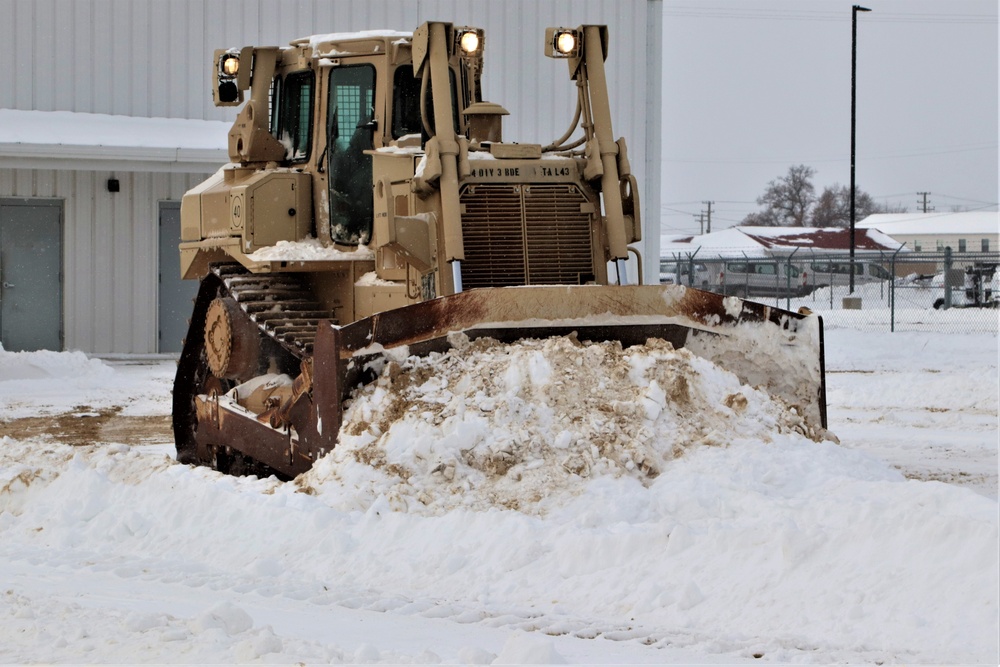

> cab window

[
  {"left": 277, "top": 71, "right": 314, "bottom": 162},
  {"left": 391, "top": 64, "right": 461, "bottom": 140},
  {"left": 269, "top": 76, "right": 282, "bottom": 136},
  {"left": 327, "top": 64, "right": 376, "bottom": 245},
  {"left": 392, "top": 66, "right": 422, "bottom": 138}
]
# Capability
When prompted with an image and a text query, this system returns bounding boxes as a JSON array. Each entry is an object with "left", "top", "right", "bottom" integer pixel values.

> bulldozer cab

[{"left": 223, "top": 29, "right": 474, "bottom": 251}]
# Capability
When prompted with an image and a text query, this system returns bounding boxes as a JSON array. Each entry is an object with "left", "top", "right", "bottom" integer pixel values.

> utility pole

[
  {"left": 850, "top": 4, "right": 871, "bottom": 294},
  {"left": 694, "top": 213, "right": 705, "bottom": 235},
  {"left": 917, "top": 192, "right": 934, "bottom": 213},
  {"left": 702, "top": 201, "right": 714, "bottom": 234}
]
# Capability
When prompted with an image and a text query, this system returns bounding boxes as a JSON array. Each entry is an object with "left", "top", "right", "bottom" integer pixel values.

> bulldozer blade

[{"left": 333, "top": 284, "right": 827, "bottom": 432}]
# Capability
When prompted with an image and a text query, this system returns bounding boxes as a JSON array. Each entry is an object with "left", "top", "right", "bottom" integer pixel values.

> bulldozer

[{"left": 174, "top": 21, "right": 828, "bottom": 479}]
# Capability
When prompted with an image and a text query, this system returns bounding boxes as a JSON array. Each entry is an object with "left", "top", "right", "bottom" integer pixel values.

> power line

[
  {"left": 664, "top": 6, "right": 996, "bottom": 25},
  {"left": 662, "top": 142, "right": 998, "bottom": 166},
  {"left": 932, "top": 193, "right": 1000, "bottom": 206}
]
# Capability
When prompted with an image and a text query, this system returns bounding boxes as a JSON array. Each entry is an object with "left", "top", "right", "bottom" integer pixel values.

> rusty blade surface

[{"left": 336, "top": 284, "right": 797, "bottom": 354}]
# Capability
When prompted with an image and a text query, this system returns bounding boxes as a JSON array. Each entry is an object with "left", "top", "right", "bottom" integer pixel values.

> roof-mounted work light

[
  {"left": 221, "top": 53, "right": 240, "bottom": 77},
  {"left": 455, "top": 27, "right": 484, "bottom": 58},
  {"left": 545, "top": 27, "right": 581, "bottom": 58},
  {"left": 216, "top": 49, "right": 241, "bottom": 104}
]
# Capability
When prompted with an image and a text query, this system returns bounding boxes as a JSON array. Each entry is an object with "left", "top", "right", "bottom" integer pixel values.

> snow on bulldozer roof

[{"left": 294, "top": 29, "right": 412, "bottom": 52}]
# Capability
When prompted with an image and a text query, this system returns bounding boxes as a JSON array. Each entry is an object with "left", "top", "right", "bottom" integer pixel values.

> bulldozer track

[
  {"left": 211, "top": 263, "right": 334, "bottom": 360},
  {"left": 173, "top": 264, "right": 336, "bottom": 475}
]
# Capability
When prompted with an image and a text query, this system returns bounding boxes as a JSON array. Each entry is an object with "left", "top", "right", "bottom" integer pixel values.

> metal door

[
  {"left": 0, "top": 199, "right": 63, "bottom": 351},
  {"left": 158, "top": 202, "right": 198, "bottom": 353}
]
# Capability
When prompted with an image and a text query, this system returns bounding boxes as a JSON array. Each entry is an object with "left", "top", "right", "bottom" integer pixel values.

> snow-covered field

[{"left": 0, "top": 320, "right": 996, "bottom": 664}]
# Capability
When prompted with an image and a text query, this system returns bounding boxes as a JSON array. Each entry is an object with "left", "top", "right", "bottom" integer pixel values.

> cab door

[{"left": 326, "top": 64, "right": 377, "bottom": 245}]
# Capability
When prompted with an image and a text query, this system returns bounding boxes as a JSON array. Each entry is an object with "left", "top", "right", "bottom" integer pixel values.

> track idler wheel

[{"left": 204, "top": 297, "right": 260, "bottom": 380}]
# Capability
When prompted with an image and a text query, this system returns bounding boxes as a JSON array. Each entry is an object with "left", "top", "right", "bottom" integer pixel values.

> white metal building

[
  {"left": 858, "top": 212, "right": 999, "bottom": 254},
  {"left": 0, "top": 0, "right": 662, "bottom": 354}
]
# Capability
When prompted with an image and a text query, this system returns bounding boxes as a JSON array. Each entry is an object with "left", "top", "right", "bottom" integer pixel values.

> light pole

[{"left": 850, "top": 4, "right": 871, "bottom": 293}]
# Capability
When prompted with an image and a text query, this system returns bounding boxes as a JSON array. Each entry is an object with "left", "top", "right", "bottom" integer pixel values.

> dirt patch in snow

[{"left": 0, "top": 406, "right": 171, "bottom": 447}]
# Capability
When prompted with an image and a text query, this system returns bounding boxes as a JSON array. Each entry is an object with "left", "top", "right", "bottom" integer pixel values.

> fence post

[
  {"left": 890, "top": 252, "right": 896, "bottom": 332},
  {"left": 944, "top": 247, "right": 953, "bottom": 310},
  {"left": 686, "top": 248, "right": 701, "bottom": 287},
  {"left": 889, "top": 244, "right": 905, "bottom": 333},
  {"left": 785, "top": 248, "right": 799, "bottom": 311}
]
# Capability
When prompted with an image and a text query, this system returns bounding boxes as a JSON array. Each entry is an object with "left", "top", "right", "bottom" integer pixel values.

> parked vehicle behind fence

[
  {"left": 658, "top": 259, "right": 710, "bottom": 287},
  {"left": 660, "top": 256, "right": 895, "bottom": 299},
  {"left": 699, "top": 260, "right": 810, "bottom": 299},
  {"left": 807, "top": 260, "right": 892, "bottom": 289}
]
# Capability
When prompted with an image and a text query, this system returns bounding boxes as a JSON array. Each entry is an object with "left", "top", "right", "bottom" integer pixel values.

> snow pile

[
  {"left": 302, "top": 335, "right": 823, "bottom": 515},
  {"left": 246, "top": 236, "right": 375, "bottom": 262},
  {"left": 0, "top": 348, "right": 173, "bottom": 419},
  {"left": 0, "top": 344, "right": 111, "bottom": 381}
]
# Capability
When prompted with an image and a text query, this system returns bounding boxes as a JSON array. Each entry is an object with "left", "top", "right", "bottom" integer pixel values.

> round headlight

[
  {"left": 556, "top": 31, "right": 576, "bottom": 55},
  {"left": 459, "top": 31, "right": 480, "bottom": 54},
  {"left": 222, "top": 55, "right": 240, "bottom": 77}
]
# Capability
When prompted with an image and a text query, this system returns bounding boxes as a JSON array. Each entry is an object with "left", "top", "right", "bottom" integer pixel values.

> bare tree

[
  {"left": 741, "top": 166, "right": 907, "bottom": 228},
  {"left": 811, "top": 184, "right": 907, "bottom": 227},
  {"left": 740, "top": 209, "right": 782, "bottom": 227},
  {"left": 740, "top": 164, "right": 816, "bottom": 227}
]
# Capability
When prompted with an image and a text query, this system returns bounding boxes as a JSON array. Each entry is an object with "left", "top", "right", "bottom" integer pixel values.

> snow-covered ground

[{"left": 0, "top": 321, "right": 996, "bottom": 664}]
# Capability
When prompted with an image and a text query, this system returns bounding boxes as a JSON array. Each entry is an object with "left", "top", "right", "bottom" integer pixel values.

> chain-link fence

[{"left": 660, "top": 250, "right": 1000, "bottom": 334}]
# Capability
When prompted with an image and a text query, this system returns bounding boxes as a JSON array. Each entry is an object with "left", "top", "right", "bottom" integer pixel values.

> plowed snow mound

[{"left": 302, "top": 335, "right": 821, "bottom": 514}]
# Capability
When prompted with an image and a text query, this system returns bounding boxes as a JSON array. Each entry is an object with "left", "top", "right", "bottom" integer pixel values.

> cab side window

[
  {"left": 391, "top": 64, "right": 461, "bottom": 140},
  {"left": 392, "top": 66, "right": 422, "bottom": 138},
  {"left": 269, "top": 76, "right": 282, "bottom": 137},
  {"left": 278, "top": 71, "right": 314, "bottom": 162}
]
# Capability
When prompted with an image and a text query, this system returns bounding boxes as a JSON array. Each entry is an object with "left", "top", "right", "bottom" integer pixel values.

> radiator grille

[{"left": 459, "top": 184, "right": 594, "bottom": 289}]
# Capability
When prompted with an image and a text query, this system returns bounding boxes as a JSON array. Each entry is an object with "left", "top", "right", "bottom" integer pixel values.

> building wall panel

[
  {"left": 13, "top": 0, "right": 33, "bottom": 108},
  {"left": 0, "top": 2, "right": 12, "bottom": 109},
  {"left": 0, "top": 168, "right": 211, "bottom": 353}
]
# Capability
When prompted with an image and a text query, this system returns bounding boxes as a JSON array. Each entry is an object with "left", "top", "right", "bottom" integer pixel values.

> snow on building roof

[
  {"left": 0, "top": 109, "right": 230, "bottom": 172},
  {"left": 857, "top": 212, "right": 999, "bottom": 236},
  {"left": 740, "top": 226, "right": 901, "bottom": 251},
  {"left": 660, "top": 226, "right": 904, "bottom": 259},
  {"left": 661, "top": 227, "right": 768, "bottom": 258}
]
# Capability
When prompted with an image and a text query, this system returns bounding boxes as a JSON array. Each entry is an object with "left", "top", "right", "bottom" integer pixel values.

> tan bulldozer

[{"left": 173, "top": 22, "right": 827, "bottom": 478}]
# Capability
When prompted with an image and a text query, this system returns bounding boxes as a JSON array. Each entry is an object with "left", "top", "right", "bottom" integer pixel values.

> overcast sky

[{"left": 659, "top": 0, "right": 998, "bottom": 235}]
